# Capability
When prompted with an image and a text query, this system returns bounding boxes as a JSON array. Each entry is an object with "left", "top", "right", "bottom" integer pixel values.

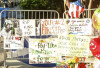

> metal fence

[
  {"left": 1, "top": 8, "right": 100, "bottom": 68},
  {"left": 0, "top": 10, "right": 59, "bottom": 68}
]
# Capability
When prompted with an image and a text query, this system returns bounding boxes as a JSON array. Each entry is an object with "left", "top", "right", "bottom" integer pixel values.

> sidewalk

[
  {"left": 1, "top": 59, "right": 56, "bottom": 68},
  {"left": 0, "top": 37, "right": 4, "bottom": 68}
]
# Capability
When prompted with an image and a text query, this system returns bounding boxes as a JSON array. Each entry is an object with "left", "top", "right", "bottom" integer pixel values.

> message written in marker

[
  {"left": 4, "top": 36, "right": 24, "bottom": 49},
  {"left": 67, "top": 18, "right": 92, "bottom": 35},
  {"left": 41, "top": 19, "right": 67, "bottom": 35},
  {"left": 29, "top": 38, "right": 58, "bottom": 64},
  {"left": 19, "top": 20, "right": 36, "bottom": 36},
  {"left": 58, "top": 35, "right": 90, "bottom": 57}
]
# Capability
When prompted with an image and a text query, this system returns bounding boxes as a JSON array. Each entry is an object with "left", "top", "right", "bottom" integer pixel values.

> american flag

[{"left": 65, "top": 0, "right": 84, "bottom": 18}]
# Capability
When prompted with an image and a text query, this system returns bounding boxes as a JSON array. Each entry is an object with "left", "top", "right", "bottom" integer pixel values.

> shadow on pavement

[{"left": 0, "top": 61, "right": 4, "bottom": 66}]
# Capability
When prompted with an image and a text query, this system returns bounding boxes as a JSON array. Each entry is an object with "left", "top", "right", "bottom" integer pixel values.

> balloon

[
  {"left": 90, "top": 36, "right": 100, "bottom": 60},
  {"left": 92, "top": 9, "right": 100, "bottom": 30}
]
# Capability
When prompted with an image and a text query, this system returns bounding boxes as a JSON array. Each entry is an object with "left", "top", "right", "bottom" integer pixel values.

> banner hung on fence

[
  {"left": 4, "top": 36, "right": 24, "bottom": 49},
  {"left": 58, "top": 35, "right": 90, "bottom": 57},
  {"left": 29, "top": 38, "right": 58, "bottom": 64},
  {"left": 41, "top": 19, "right": 67, "bottom": 35},
  {"left": 67, "top": 18, "right": 92, "bottom": 35}
]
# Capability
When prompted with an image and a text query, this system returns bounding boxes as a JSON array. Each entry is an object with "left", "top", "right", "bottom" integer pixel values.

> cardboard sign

[
  {"left": 41, "top": 19, "right": 67, "bottom": 35},
  {"left": 19, "top": 20, "right": 36, "bottom": 36},
  {"left": 58, "top": 35, "right": 90, "bottom": 57},
  {"left": 4, "top": 36, "right": 24, "bottom": 49},
  {"left": 67, "top": 18, "right": 92, "bottom": 35},
  {"left": 29, "top": 38, "right": 58, "bottom": 64}
]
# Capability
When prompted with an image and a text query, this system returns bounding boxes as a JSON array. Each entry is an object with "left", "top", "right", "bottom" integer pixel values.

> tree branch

[
  {"left": 64, "top": 0, "right": 69, "bottom": 19},
  {"left": 66, "top": 0, "right": 69, "bottom": 8},
  {"left": 88, "top": 0, "right": 93, "bottom": 18},
  {"left": 88, "top": 0, "right": 92, "bottom": 9}
]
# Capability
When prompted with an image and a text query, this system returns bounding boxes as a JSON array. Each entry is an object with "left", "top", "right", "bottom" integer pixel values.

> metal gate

[{"left": 0, "top": 10, "right": 59, "bottom": 68}]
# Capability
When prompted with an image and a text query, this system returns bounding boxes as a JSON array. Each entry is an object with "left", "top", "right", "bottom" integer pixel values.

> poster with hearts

[
  {"left": 4, "top": 36, "right": 24, "bottom": 49},
  {"left": 67, "top": 18, "right": 92, "bottom": 35},
  {"left": 29, "top": 38, "right": 59, "bottom": 64}
]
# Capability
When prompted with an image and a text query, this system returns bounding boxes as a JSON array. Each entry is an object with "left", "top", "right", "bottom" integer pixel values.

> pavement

[{"left": 0, "top": 36, "right": 4, "bottom": 68}]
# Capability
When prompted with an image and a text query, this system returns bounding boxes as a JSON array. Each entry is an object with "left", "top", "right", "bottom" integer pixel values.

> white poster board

[
  {"left": 67, "top": 18, "right": 92, "bottom": 35},
  {"left": 58, "top": 35, "right": 90, "bottom": 57},
  {"left": 19, "top": 20, "right": 36, "bottom": 36},
  {"left": 29, "top": 38, "right": 58, "bottom": 64},
  {"left": 41, "top": 19, "right": 67, "bottom": 35},
  {"left": 4, "top": 36, "right": 24, "bottom": 49}
]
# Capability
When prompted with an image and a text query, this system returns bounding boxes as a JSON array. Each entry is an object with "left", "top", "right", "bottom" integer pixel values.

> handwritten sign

[
  {"left": 41, "top": 19, "right": 67, "bottom": 35},
  {"left": 4, "top": 36, "right": 24, "bottom": 49},
  {"left": 58, "top": 35, "right": 90, "bottom": 57},
  {"left": 29, "top": 38, "right": 58, "bottom": 64},
  {"left": 67, "top": 18, "right": 92, "bottom": 35},
  {"left": 19, "top": 20, "right": 36, "bottom": 36}
]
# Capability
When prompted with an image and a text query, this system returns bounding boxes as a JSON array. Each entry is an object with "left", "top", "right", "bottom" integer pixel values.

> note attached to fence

[
  {"left": 67, "top": 18, "right": 92, "bottom": 35},
  {"left": 29, "top": 38, "right": 58, "bottom": 64},
  {"left": 4, "top": 36, "right": 24, "bottom": 49},
  {"left": 19, "top": 20, "right": 36, "bottom": 36},
  {"left": 41, "top": 19, "right": 67, "bottom": 35},
  {"left": 58, "top": 35, "right": 90, "bottom": 57}
]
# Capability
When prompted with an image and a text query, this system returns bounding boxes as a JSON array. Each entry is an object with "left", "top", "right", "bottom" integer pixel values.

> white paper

[
  {"left": 67, "top": 18, "right": 92, "bottom": 35},
  {"left": 29, "top": 38, "right": 58, "bottom": 64},
  {"left": 19, "top": 20, "right": 36, "bottom": 36},
  {"left": 4, "top": 36, "right": 24, "bottom": 49},
  {"left": 41, "top": 19, "right": 67, "bottom": 35}
]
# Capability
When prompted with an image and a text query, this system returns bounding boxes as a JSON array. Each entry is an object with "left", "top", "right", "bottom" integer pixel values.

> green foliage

[
  {"left": 20, "top": 0, "right": 51, "bottom": 10},
  {"left": 19, "top": 0, "right": 64, "bottom": 18}
]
